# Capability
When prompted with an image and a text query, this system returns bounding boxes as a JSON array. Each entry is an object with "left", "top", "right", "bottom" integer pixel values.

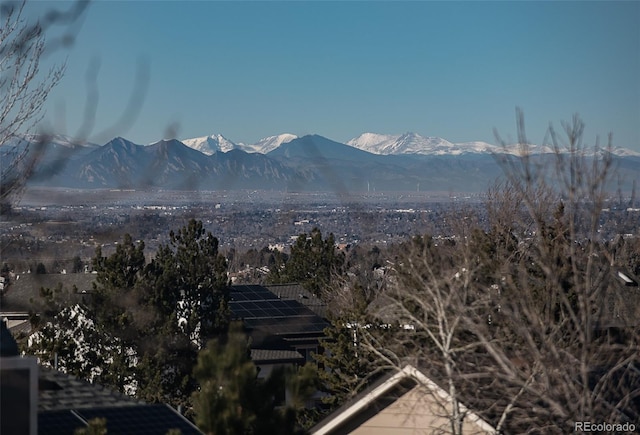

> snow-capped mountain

[
  {"left": 3, "top": 134, "right": 97, "bottom": 151},
  {"left": 180, "top": 134, "right": 237, "bottom": 155},
  {"left": 450, "top": 141, "right": 502, "bottom": 154},
  {"left": 38, "top": 134, "right": 98, "bottom": 148},
  {"left": 18, "top": 132, "right": 640, "bottom": 193},
  {"left": 1, "top": 134, "right": 99, "bottom": 185},
  {"left": 181, "top": 133, "right": 297, "bottom": 155},
  {"left": 347, "top": 132, "right": 560, "bottom": 156},
  {"left": 348, "top": 132, "right": 458, "bottom": 155},
  {"left": 606, "top": 147, "right": 640, "bottom": 157},
  {"left": 241, "top": 133, "right": 298, "bottom": 154},
  {"left": 175, "top": 130, "right": 640, "bottom": 158}
]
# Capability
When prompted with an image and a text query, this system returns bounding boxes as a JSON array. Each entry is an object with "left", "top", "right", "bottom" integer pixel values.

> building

[
  {"left": 229, "top": 284, "right": 329, "bottom": 373},
  {"left": 1, "top": 320, "right": 202, "bottom": 435},
  {"left": 596, "top": 268, "right": 640, "bottom": 343},
  {"left": 310, "top": 365, "right": 496, "bottom": 435}
]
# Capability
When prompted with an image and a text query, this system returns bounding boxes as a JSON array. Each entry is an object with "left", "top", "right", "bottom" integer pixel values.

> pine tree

[
  {"left": 133, "top": 219, "right": 230, "bottom": 408},
  {"left": 193, "top": 323, "right": 314, "bottom": 435},
  {"left": 313, "top": 313, "right": 378, "bottom": 410},
  {"left": 169, "top": 219, "right": 229, "bottom": 346},
  {"left": 192, "top": 323, "right": 258, "bottom": 435},
  {"left": 91, "top": 233, "right": 145, "bottom": 337},
  {"left": 28, "top": 221, "right": 232, "bottom": 409},
  {"left": 74, "top": 418, "right": 107, "bottom": 435},
  {"left": 271, "top": 227, "right": 344, "bottom": 297},
  {"left": 72, "top": 255, "right": 84, "bottom": 273}
]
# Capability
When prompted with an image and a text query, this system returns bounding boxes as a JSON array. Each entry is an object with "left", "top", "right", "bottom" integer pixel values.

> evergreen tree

[
  {"left": 93, "top": 234, "right": 145, "bottom": 290},
  {"left": 131, "top": 219, "right": 230, "bottom": 408},
  {"left": 192, "top": 323, "right": 312, "bottom": 435},
  {"left": 192, "top": 323, "right": 258, "bottom": 435},
  {"left": 90, "top": 233, "right": 146, "bottom": 337},
  {"left": 28, "top": 304, "right": 136, "bottom": 394},
  {"left": 169, "top": 219, "right": 229, "bottom": 346},
  {"left": 74, "top": 418, "right": 107, "bottom": 435},
  {"left": 45, "top": 233, "right": 148, "bottom": 393},
  {"left": 28, "top": 221, "right": 231, "bottom": 409},
  {"left": 313, "top": 316, "right": 378, "bottom": 410},
  {"left": 271, "top": 227, "right": 344, "bottom": 297},
  {"left": 72, "top": 255, "right": 84, "bottom": 273}
]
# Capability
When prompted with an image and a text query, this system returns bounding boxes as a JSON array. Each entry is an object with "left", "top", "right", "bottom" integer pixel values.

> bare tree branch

[{"left": 0, "top": 0, "right": 88, "bottom": 208}]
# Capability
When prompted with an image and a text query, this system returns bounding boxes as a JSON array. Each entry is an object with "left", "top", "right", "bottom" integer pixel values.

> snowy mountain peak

[
  {"left": 181, "top": 134, "right": 237, "bottom": 155},
  {"left": 180, "top": 133, "right": 298, "bottom": 155},
  {"left": 44, "top": 134, "right": 98, "bottom": 148},
  {"left": 347, "top": 132, "right": 562, "bottom": 156},
  {"left": 10, "top": 133, "right": 97, "bottom": 148},
  {"left": 242, "top": 133, "right": 298, "bottom": 154},
  {"left": 172, "top": 131, "right": 640, "bottom": 158},
  {"left": 348, "top": 132, "right": 455, "bottom": 155}
]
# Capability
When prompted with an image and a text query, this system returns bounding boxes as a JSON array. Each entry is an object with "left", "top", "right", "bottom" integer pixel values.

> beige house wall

[{"left": 350, "top": 386, "right": 493, "bottom": 435}]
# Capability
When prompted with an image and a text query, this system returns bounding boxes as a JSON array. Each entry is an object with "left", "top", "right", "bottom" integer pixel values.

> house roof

[
  {"left": 1, "top": 317, "right": 201, "bottom": 435},
  {"left": 230, "top": 284, "right": 329, "bottom": 339},
  {"left": 263, "top": 283, "right": 328, "bottom": 318},
  {"left": 250, "top": 348, "right": 305, "bottom": 364},
  {"left": 599, "top": 268, "right": 640, "bottom": 329},
  {"left": 39, "top": 404, "right": 202, "bottom": 435},
  {"left": 310, "top": 364, "right": 497, "bottom": 435},
  {"left": 1, "top": 273, "right": 95, "bottom": 312},
  {"left": 38, "top": 367, "right": 140, "bottom": 412},
  {"left": 37, "top": 367, "right": 202, "bottom": 434}
]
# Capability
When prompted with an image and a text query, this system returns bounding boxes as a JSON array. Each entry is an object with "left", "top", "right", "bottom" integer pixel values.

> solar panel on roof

[
  {"left": 39, "top": 410, "right": 86, "bottom": 435},
  {"left": 231, "top": 309, "right": 250, "bottom": 319},
  {"left": 264, "top": 308, "right": 279, "bottom": 317},
  {"left": 76, "top": 404, "right": 201, "bottom": 435},
  {"left": 244, "top": 316, "right": 328, "bottom": 335},
  {"left": 230, "top": 284, "right": 328, "bottom": 337}
]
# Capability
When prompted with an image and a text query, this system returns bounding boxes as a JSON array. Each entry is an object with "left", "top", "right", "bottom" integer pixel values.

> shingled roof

[
  {"left": 598, "top": 268, "right": 640, "bottom": 329},
  {"left": 250, "top": 348, "right": 305, "bottom": 365},
  {"left": 1, "top": 273, "right": 95, "bottom": 312},
  {"left": 38, "top": 367, "right": 139, "bottom": 412},
  {"left": 37, "top": 367, "right": 202, "bottom": 434}
]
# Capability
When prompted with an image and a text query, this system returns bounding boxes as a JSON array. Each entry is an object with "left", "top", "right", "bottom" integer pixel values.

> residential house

[
  {"left": 1, "top": 320, "right": 202, "bottom": 435},
  {"left": 310, "top": 364, "right": 496, "bottom": 435},
  {"left": 229, "top": 284, "right": 329, "bottom": 372}
]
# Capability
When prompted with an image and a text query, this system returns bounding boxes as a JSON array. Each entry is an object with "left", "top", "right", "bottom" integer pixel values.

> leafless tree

[
  {"left": 0, "top": 0, "right": 87, "bottom": 208},
  {"left": 477, "top": 111, "right": 640, "bottom": 432},
  {"left": 365, "top": 231, "right": 490, "bottom": 433},
  {"left": 350, "top": 112, "right": 640, "bottom": 433}
]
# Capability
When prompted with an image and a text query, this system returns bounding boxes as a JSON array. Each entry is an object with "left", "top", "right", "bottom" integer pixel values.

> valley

[{"left": 1, "top": 187, "right": 474, "bottom": 273}]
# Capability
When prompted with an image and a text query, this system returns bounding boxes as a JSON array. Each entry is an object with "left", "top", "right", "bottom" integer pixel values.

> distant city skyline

[{"left": 29, "top": 1, "right": 640, "bottom": 151}]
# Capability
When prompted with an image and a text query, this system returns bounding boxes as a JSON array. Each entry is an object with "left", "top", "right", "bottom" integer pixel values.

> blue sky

[{"left": 31, "top": 1, "right": 640, "bottom": 150}]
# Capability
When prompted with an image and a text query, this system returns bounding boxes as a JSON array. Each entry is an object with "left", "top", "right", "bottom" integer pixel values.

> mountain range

[
  {"left": 180, "top": 133, "right": 298, "bottom": 155},
  {"left": 6, "top": 132, "right": 640, "bottom": 193}
]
